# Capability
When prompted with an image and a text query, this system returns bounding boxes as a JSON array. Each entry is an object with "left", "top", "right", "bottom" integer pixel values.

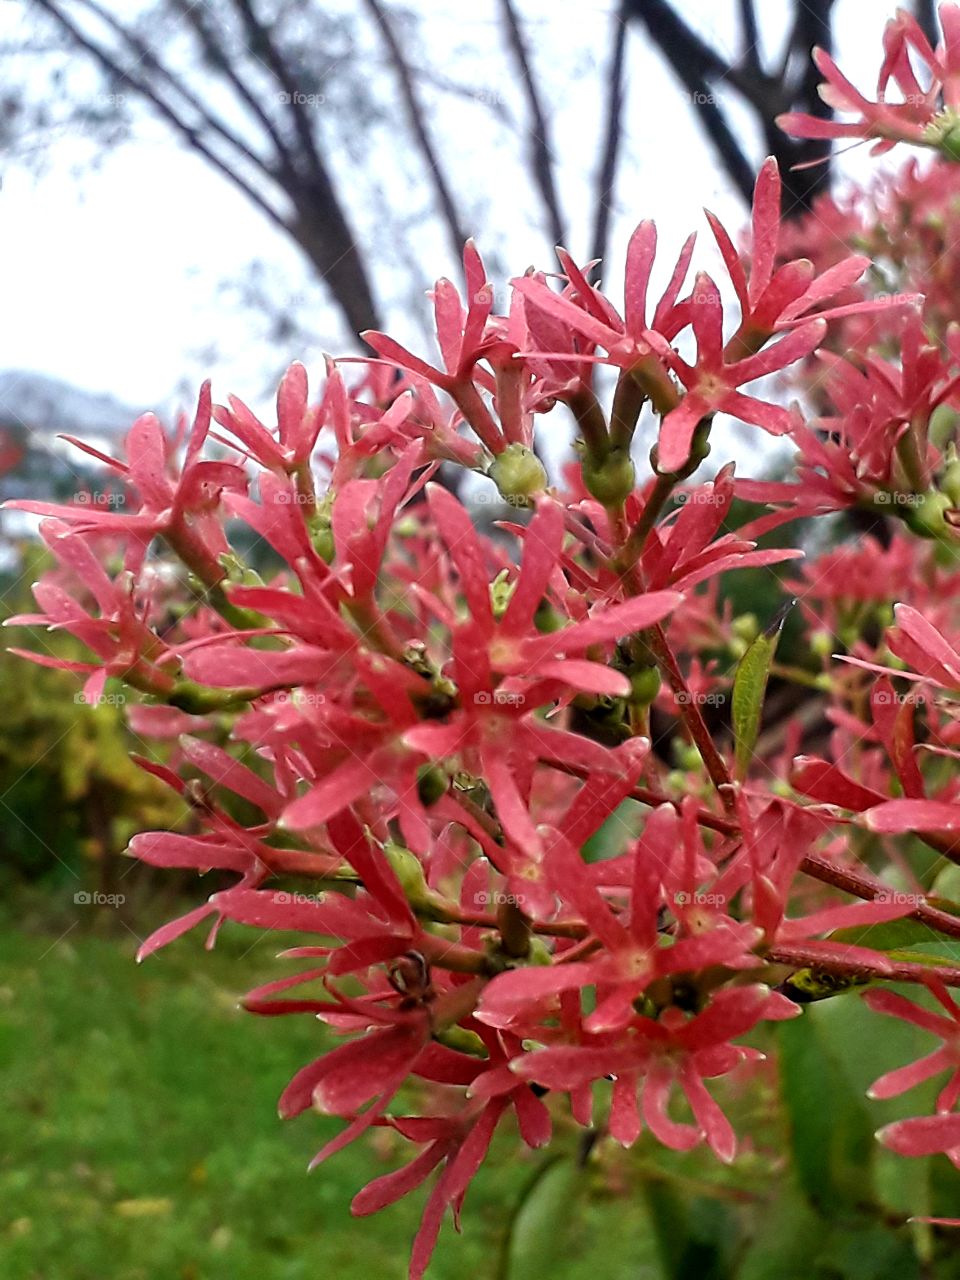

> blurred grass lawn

[{"left": 0, "top": 913, "right": 659, "bottom": 1280}]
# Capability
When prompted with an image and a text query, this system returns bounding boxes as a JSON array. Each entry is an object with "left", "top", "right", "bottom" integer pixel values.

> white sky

[{"left": 0, "top": 0, "right": 900, "bottom": 421}]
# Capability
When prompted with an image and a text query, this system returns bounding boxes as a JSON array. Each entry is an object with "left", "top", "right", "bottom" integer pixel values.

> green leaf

[
  {"left": 777, "top": 1001, "right": 876, "bottom": 1211},
  {"left": 735, "top": 1181, "right": 822, "bottom": 1280},
  {"left": 815, "top": 1221, "right": 920, "bottom": 1280},
  {"left": 731, "top": 603, "right": 790, "bottom": 782},
  {"left": 641, "top": 1180, "right": 737, "bottom": 1280},
  {"left": 498, "top": 1156, "right": 583, "bottom": 1280},
  {"left": 833, "top": 917, "right": 960, "bottom": 969}
]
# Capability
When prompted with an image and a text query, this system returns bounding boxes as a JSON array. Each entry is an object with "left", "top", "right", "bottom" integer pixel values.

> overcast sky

[{"left": 0, "top": 0, "right": 900, "bottom": 422}]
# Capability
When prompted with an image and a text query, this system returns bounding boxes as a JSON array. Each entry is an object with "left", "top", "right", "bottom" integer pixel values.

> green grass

[
  {"left": 0, "top": 913, "right": 658, "bottom": 1280},
  {"left": 5, "top": 907, "right": 959, "bottom": 1280}
]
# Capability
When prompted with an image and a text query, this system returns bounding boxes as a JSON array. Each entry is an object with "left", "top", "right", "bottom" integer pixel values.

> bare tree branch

[
  {"left": 738, "top": 0, "right": 761, "bottom": 73},
  {"left": 75, "top": 0, "right": 275, "bottom": 183},
  {"left": 590, "top": 2, "right": 628, "bottom": 270},
  {"left": 624, "top": 0, "right": 836, "bottom": 214},
  {"left": 33, "top": 0, "right": 383, "bottom": 338},
  {"left": 227, "top": 0, "right": 382, "bottom": 336},
  {"left": 914, "top": 0, "right": 939, "bottom": 46},
  {"left": 770, "top": 0, "right": 835, "bottom": 216},
  {"left": 497, "top": 0, "right": 567, "bottom": 248},
  {"left": 362, "top": 0, "right": 470, "bottom": 266},
  {"left": 172, "top": 0, "right": 301, "bottom": 183},
  {"left": 31, "top": 0, "right": 291, "bottom": 238},
  {"left": 624, "top": 0, "right": 755, "bottom": 203}
]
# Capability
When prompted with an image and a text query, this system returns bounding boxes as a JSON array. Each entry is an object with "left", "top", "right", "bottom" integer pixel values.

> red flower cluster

[{"left": 12, "top": 11, "right": 960, "bottom": 1269}]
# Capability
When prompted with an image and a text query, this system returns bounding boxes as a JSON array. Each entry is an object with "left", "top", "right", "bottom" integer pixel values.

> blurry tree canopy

[{"left": 3, "top": 0, "right": 939, "bottom": 350}]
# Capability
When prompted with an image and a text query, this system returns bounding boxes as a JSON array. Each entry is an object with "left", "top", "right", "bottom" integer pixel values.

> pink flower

[
  {"left": 654, "top": 275, "right": 824, "bottom": 472},
  {"left": 866, "top": 980, "right": 960, "bottom": 1166},
  {"left": 779, "top": 5, "right": 960, "bottom": 156},
  {"left": 511, "top": 984, "right": 793, "bottom": 1162},
  {"left": 477, "top": 816, "right": 760, "bottom": 1036}
]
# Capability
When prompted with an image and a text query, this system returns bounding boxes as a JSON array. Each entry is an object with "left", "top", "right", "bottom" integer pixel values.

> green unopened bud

[
  {"left": 308, "top": 493, "right": 336, "bottom": 562},
  {"left": 582, "top": 448, "right": 636, "bottom": 505},
  {"left": 488, "top": 443, "right": 547, "bottom": 505},
  {"left": 905, "top": 489, "right": 952, "bottom": 540},
  {"left": 416, "top": 762, "right": 448, "bottom": 808},
  {"left": 810, "top": 629, "right": 833, "bottom": 658},
  {"left": 732, "top": 613, "right": 759, "bottom": 645},
  {"left": 534, "top": 601, "right": 564, "bottom": 633},
  {"left": 938, "top": 119, "right": 960, "bottom": 161},
  {"left": 942, "top": 451, "right": 960, "bottom": 507},
  {"left": 384, "top": 840, "right": 431, "bottom": 907},
  {"left": 929, "top": 404, "right": 959, "bottom": 450},
  {"left": 435, "top": 1025, "right": 487, "bottom": 1056},
  {"left": 629, "top": 667, "right": 661, "bottom": 706},
  {"left": 217, "top": 552, "right": 262, "bottom": 587},
  {"left": 675, "top": 743, "right": 704, "bottom": 772},
  {"left": 490, "top": 568, "right": 515, "bottom": 618}
]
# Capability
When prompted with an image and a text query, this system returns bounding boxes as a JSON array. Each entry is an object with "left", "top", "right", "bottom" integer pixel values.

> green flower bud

[
  {"left": 810, "top": 629, "right": 833, "bottom": 658},
  {"left": 905, "top": 489, "right": 952, "bottom": 540},
  {"left": 416, "top": 762, "right": 448, "bottom": 808},
  {"left": 308, "top": 492, "right": 336, "bottom": 563},
  {"left": 629, "top": 667, "right": 661, "bottom": 706},
  {"left": 732, "top": 613, "right": 759, "bottom": 645},
  {"left": 942, "top": 450, "right": 960, "bottom": 508},
  {"left": 941, "top": 121, "right": 960, "bottom": 161},
  {"left": 675, "top": 743, "right": 704, "bottom": 772},
  {"left": 489, "top": 568, "right": 515, "bottom": 619},
  {"left": 582, "top": 448, "right": 636, "bottom": 505},
  {"left": 384, "top": 840, "right": 430, "bottom": 907},
  {"left": 488, "top": 443, "right": 547, "bottom": 505}
]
